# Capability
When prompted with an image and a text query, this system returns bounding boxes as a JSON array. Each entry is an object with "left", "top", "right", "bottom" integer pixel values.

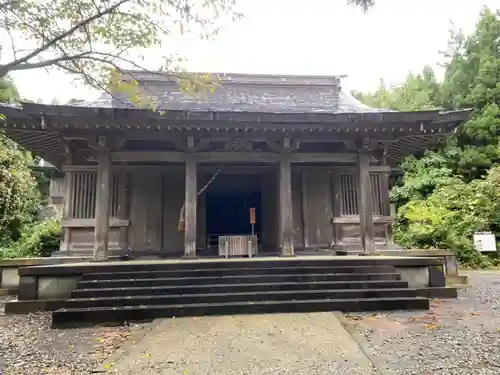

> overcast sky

[{"left": 4, "top": 0, "right": 499, "bottom": 102}]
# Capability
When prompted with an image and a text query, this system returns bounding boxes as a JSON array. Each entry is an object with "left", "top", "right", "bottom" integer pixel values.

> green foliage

[
  {"left": 0, "top": 133, "right": 41, "bottom": 246},
  {"left": 0, "top": 76, "right": 20, "bottom": 102},
  {"left": 1, "top": 219, "right": 62, "bottom": 258},
  {"left": 0, "top": 76, "right": 41, "bottom": 247},
  {"left": 0, "top": 75, "right": 20, "bottom": 121},
  {"left": 357, "top": 7, "right": 500, "bottom": 267},
  {"left": 394, "top": 168, "right": 500, "bottom": 267},
  {"left": 352, "top": 66, "right": 441, "bottom": 111},
  {"left": 390, "top": 152, "right": 456, "bottom": 205}
]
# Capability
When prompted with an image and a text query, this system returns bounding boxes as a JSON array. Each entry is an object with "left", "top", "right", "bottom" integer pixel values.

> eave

[{"left": 0, "top": 102, "right": 473, "bottom": 168}]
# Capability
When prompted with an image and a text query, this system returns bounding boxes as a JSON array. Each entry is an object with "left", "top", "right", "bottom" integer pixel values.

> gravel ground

[
  {"left": 105, "top": 313, "right": 377, "bottom": 375},
  {"left": 346, "top": 271, "right": 500, "bottom": 375},
  {"left": 0, "top": 296, "right": 149, "bottom": 375}
]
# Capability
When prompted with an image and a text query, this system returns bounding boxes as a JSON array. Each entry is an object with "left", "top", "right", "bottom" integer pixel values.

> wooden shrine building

[{"left": 0, "top": 72, "right": 471, "bottom": 259}]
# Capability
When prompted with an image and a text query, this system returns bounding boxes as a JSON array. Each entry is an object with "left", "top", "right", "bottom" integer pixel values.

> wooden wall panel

[
  {"left": 69, "top": 227, "right": 120, "bottom": 251},
  {"left": 196, "top": 173, "right": 207, "bottom": 250},
  {"left": 261, "top": 169, "right": 278, "bottom": 252},
  {"left": 129, "top": 171, "right": 163, "bottom": 250},
  {"left": 303, "top": 169, "right": 333, "bottom": 247},
  {"left": 291, "top": 168, "right": 304, "bottom": 248},
  {"left": 336, "top": 223, "right": 387, "bottom": 246},
  {"left": 162, "top": 169, "right": 185, "bottom": 252}
]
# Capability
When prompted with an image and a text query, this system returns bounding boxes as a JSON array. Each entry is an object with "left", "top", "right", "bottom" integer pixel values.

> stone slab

[
  {"left": 446, "top": 274, "right": 469, "bottom": 286},
  {"left": 396, "top": 266, "right": 430, "bottom": 288},
  {"left": 18, "top": 256, "right": 442, "bottom": 277},
  {"left": 37, "top": 276, "right": 79, "bottom": 299},
  {"left": 0, "top": 257, "right": 97, "bottom": 267},
  {"left": 98, "top": 313, "right": 378, "bottom": 375},
  {"left": 1, "top": 268, "right": 19, "bottom": 289}
]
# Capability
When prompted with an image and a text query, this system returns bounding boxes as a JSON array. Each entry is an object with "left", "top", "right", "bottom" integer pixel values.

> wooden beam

[
  {"left": 294, "top": 165, "right": 391, "bottom": 173},
  {"left": 279, "top": 153, "right": 294, "bottom": 256},
  {"left": 107, "top": 151, "right": 378, "bottom": 164},
  {"left": 356, "top": 151, "right": 375, "bottom": 253},
  {"left": 93, "top": 147, "right": 112, "bottom": 260},
  {"left": 58, "top": 128, "right": 443, "bottom": 144},
  {"left": 63, "top": 164, "right": 393, "bottom": 176},
  {"left": 184, "top": 155, "right": 197, "bottom": 257},
  {"left": 62, "top": 165, "right": 98, "bottom": 172},
  {"left": 61, "top": 218, "right": 130, "bottom": 227}
]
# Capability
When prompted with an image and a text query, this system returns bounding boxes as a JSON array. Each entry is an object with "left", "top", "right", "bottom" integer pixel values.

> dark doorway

[{"left": 206, "top": 190, "right": 262, "bottom": 249}]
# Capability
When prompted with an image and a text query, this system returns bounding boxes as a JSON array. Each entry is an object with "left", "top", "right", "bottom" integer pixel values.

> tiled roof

[{"left": 74, "top": 72, "right": 395, "bottom": 114}]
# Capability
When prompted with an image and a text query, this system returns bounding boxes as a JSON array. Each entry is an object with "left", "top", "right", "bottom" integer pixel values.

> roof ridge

[{"left": 121, "top": 70, "right": 347, "bottom": 86}]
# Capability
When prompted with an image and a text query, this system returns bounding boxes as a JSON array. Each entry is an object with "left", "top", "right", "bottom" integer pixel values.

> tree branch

[
  {"left": 5, "top": 53, "right": 91, "bottom": 71},
  {"left": 0, "top": 0, "right": 130, "bottom": 76}
]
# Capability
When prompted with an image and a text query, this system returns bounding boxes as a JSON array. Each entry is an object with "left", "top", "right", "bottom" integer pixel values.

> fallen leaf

[
  {"left": 346, "top": 315, "right": 363, "bottom": 321},
  {"left": 424, "top": 323, "right": 440, "bottom": 330}
]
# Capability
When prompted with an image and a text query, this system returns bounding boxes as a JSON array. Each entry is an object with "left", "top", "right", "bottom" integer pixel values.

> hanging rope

[{"left": 178, "top": 167, "right": 221, "bottom": 232}]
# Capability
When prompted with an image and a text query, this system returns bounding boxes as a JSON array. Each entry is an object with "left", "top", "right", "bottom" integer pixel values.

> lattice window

[
  {"left": 70, "top": 172, "right": 119, "bottom": 218},
  {"left": 370, "top": 173, "right": 382, "bottom": 216},
  {"left": 340, "top": 174, "right": 358, "bottom": 216},
  {"left": 339, "top": 173, "right": 383, "bottom": 216}
]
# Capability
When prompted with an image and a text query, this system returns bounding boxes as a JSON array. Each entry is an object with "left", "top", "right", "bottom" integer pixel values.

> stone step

[
  {"left": 52, "top": 296, "right": 430, "bottom": 328},
  {"left": 61, "top": 288, "right": 421, "bottom": 309},
  {"left": 79, "top": 265, "right": 398, "bottom": 281},
  {"left": 71, "top": 280, "right": 410, "bottom": 298},
  {"left": 28, "top": 257, "right": 439, "bottom": 277},
  {"left": 76, "top": 273, "right": 402, "bottom": 289}
]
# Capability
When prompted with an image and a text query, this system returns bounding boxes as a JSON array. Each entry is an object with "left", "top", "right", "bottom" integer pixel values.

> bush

[
  {"left": 1, "top": 219, "right": 61, "bottom": 258},
  {"left": 0, "top": 133, "right": 41, "bottom": 246},
  {"left": 393, "top": 167, "right": 500, "bottom": 268}
]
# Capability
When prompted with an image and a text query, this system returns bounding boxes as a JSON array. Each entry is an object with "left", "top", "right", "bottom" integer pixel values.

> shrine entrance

[
  {"left": 206, "top": 190, "right": 262, "bottom": 247},
  {"left": 202, "top": 168, "right": 267, "bottom": 255}
]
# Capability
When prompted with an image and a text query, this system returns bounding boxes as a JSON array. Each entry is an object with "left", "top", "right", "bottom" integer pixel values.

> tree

[
  {"left": 355, "top": 7, "right": 500, "bottom": 266},
  {"left": 0, "top": 76, "right": 19, "bottom": 102},
  {"left": 0, "top": 0, "right": 375, "bottom": 103},
  {"left": 352, "top": 66, "right": 441, "bottom": 111},
  {"left": 0, "top": 77, "right": 41, "bottom": 248},
  {"left": 348, "top": 0, "right": 375, "bottom": 12},
  {"left": 0, "top": 0, "right": 242, "bottom": 102}
]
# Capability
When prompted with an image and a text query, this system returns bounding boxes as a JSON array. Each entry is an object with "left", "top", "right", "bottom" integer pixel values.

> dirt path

[{"left": 104, "top": 312, "right": 377, "bottom": 375}]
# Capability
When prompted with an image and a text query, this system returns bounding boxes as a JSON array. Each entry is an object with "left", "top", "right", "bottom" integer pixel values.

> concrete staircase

[{"left": 51, "top": 259, "right": 432, "bottom": 327}]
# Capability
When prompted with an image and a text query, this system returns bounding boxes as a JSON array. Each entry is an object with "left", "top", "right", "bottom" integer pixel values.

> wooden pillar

[
  {"left": 279, "top": 154, "right": 294, "bottom": 256},
  {"left": 356, "top": 151, "right": 375, "bottom": 253},
  {"left": 184, "top": 155, "right": 197, "bottom": 257},
  {"left": 93, "top": 147, "right": 112, "bottom": 260},
  {"left": 62, "top": 153, "right": 74, "bottom": 252}
]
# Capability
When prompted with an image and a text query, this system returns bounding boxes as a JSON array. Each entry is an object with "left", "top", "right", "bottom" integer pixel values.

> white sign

[{"left": 473, "top": 232, "right": 497, "bottom": 252}]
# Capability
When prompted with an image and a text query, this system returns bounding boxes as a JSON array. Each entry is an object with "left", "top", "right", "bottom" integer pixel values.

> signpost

[
  {"left": 473, "top": 232, "right": 497, "bottom": 252},
  {"left": 249, "top": 207, "right": 256, "bottom": 235}
]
